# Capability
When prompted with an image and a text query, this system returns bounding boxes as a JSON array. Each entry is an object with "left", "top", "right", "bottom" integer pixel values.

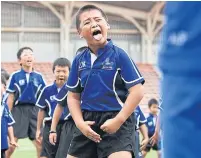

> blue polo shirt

[
  {"left": 67, "top": 39, "right": 145, "bottom": 111},
  {"left": 158, "top": 2, "right": 201, "bottom": 76},
  {"left": 1, "top": 94, "right": 15, "bottom": 150},
  {"left": 6, "top": 69, "right": 46, "bottom": 105},
  {"left": 146, "top": 113, "right": 157, "bottom": 138},
  {"left": 158, "top": 2, "right": 201, "bottom": 158},
  {"left": 135, "top": 106, "right": 147, "bottom": 130},
  {"left": 55, "top": 82, "right": 68, "bottom": 106},
  {"left": 36, "top": 82, "right": 69, "bottom": 122},
  {"left": 54, "top": 82, "right": 72, "bottom": 119}
]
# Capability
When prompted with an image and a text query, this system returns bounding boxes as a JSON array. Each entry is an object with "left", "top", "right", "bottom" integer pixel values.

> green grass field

[{"left": 13, "top": 138, "right": 157, "bottom": 158}]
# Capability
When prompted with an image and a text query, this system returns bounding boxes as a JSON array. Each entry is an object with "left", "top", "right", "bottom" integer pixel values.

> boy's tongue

[{"left": 93, "top": 34, "right": 102, "bottom": 41}]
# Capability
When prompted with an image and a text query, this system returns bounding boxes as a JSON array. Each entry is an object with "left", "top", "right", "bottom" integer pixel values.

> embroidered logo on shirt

[
  {"left": 19, "top": 79, "right": 25, "bottom": 86},
  {"left": 168, "top": 31, "right": 188, "bottom": 46},
  {"left": 148, "top": 121, "right": 153, "bottom": 126},
  {"left": 50, "top": 95, "right": 56, "bottom": 101},
  {"left": 102, "top": 58, "right": 114, "bottom": 70},
  {"left": 79, "top": 61, "right": 86, "bottom": 70}
]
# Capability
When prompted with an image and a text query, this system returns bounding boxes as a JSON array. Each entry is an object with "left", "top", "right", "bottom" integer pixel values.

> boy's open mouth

[{"left": 92, "top": 29, "right": 102, "bottom": 41}]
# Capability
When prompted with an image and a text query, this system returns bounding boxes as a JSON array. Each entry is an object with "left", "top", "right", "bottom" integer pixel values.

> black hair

[
  {"left": 17, "top": 47, "right": 33, "bottom": 60},
  {"left": 52, "top": 58, "right": 71, "bottom": 72},
  {"left": 148, "top": 98, "right": 158, "bottom": 108},
  {"left": 1, "top": 75, "right": 7, "bottom": 87},
  {"left": 1, "top": 68, "right": 10, "bottom": 81},
  {"left": 76, "top": 46, "right": 88, "bottom": 55},
  {"left": 75, "top": 4, "right": 108, "bottom": 30}
]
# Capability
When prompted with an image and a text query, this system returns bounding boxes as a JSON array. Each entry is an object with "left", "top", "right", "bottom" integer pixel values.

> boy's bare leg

[
  {"left": 108, "top": 151, "right": 132, "bottom": 158},
  {"left": 6, "top": 137, "right": 18, "bottom": 158},
  {"left": 32, "top": 140, "right": 42, "bottom": 158}
]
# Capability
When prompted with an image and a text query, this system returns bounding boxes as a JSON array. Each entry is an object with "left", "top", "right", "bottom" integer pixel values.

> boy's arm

[
  {"left": 150, "top": 116, "right": 160, "bottom": 146},
  {"left": 50, "top": 104, "right": 63, "bottom": 132},
  {"left": 6, "top": 73, "right": 16, "bottom": 110},
  {"left": 36, "top": 109, "right": 45, "bottom": 144},
  {"left": 8, "top": 126, "right": 18, "bottom": 147},
  {"left": 101, "top": 50, "right": 144, "bottom": 133},
  {"left": 66, "top": 57, "right": 101, "bottom": 143},
  {"left": 68, "top": 92, "right": 101, "bottom": 143},
  {"left": 49, "top": 104, "right": 63, "bottom": 145},
  {"left": 35, "top": 86, "right": 47, "bottom": 143},
  {"left": 100, "top": 84, "right": 144, "bottom": 133},
  {"left": 139, "top": 124, "right": 149, "bottom": 151},
  {"left": 7, "top": 93, "right": 15, "bottom": 110}
]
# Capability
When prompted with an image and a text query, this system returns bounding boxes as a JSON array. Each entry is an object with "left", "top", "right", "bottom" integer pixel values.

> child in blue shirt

[
  {"left": 143, "top": 98, "right": 161, "bottom": 158},
  {"left": 6, "top": 47, "right": 46, "bottom": 158},
  {"left": 134, "top": 106, "right": 148, "bottom": 158},
  {"left": 1, "top": 75, "right": 18, "bottom": 158},
  {"left": 158, "top": 2, "right": 201, "bottom": 158},
  {"left": 36, "top": 58, "right": 71, "bottom": 158},
  {"left": 67, "top": 5, "right": 144, "bottom": 158}
]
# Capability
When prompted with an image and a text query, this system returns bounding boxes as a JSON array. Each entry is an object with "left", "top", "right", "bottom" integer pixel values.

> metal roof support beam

[
  {"left": 1, "top": 27, "right": 61, "bottom": 32},
  {"left": 1, "top": 27, "right": 139, "bottom": 34},
  {"left": 122, "top": 15, "right": 148, "bottom": 39},
  {"left": 146, "top": 15, "right": 154, "bottom": 64},
  {"left": 151, "top": 2, "right": 165, "bottom": 31},
  {"left": 153, "top": 22, "right": 164, "bottom": 37},
  {"left": 150, "top": 2, "right": 161, "bottom": 16},
  {"left": 62, "top": 2, "right": 75, "bottom": 60},
  {"left": 49, "top": 1, "right": 164, "bottom": 22},
  {"left": 65, "top": 1, "right": 74, "bottom": 24},
  {"left": 74, "top": 2, "right": 147, "bottom": 20},
  {"left": 18, "top": 5, "right": 24, "bottom": 49},
  {"left": 39, "top": 1, "right": 66, "bottom": 25}
]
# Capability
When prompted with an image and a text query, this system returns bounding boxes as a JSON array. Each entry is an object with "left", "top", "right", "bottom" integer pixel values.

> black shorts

[
  {"left": 145, "top": 139, "right": 162, "bottom": 152},
  {"left": 40, "top": 121, "right": 64, "bottom": 158},
  {"left": 12, "top": 105, "right": 39, "bottom": 140},
  {"left": 68, "top": 111, "right": 135, "bottom": 158},
  {"left": 55, "top": 119, "right": 75, "bottom": 158}
]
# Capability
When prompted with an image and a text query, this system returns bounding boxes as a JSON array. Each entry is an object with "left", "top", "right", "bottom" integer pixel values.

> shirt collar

[
  {"left": 88, "top": 39, "right": 113, "bottom": 56},
  {"left": 53, "top": 81, "right": 64, "bottom": 92},
  {"left": 149, "top": 113, "right": 155, "bottom": 117},
  {"left": 97, "top": 39, "right": 113, "bottom": 55},
  {"left": 20, "top": 68, "right": 34, "bottom": 74}
]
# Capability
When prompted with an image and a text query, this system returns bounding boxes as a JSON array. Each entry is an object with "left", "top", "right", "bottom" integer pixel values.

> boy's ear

[
  {"left": 77, "top": 30, "right": 83, "bottom": 38},
  {"left": 18, "top": 59, "right": 22, "bottom": 66}
]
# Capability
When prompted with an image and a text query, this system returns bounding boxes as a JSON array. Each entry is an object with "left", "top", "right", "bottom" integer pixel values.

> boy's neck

[
  {"left": 55, "top": 80, "right": 65, "bottom": 88},
  {"left": 88, "top": 40, "right": 108, "bottom": 54},
  {"left": 22, "top": 65, "right": 33, "bottom": 73},
  {"left": 150, "top": 112, "right": 157, "bottom": 116}
]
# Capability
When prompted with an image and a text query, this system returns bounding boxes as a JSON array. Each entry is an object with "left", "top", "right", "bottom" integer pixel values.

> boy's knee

[
  {"left": 6, "top": 145, "right": 16, "bottom": 156},
  {"left": 32, "top": 140, "right": 42, "bottom": 150}
]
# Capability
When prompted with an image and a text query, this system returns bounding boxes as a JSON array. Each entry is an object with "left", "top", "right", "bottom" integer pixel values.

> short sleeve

[
  {"left": 139, "top": 107, "right": 147, "bottom": 126},
  {"left": 36, "top": 86, "right": 47, "bottom": 109},
  {"left": 58, "top": 96, "right": 67, "bottom": 107},
  {"left": 66, "top": 57, "right": 82, "bottom": 93},
  {"left": 6, "top": 106, "right": 15, "bottom": 126},
  {"left": 118, "top": 50, "right": 145, "bottom": 89},
  {"left": 55, "top": 83, "right": 68, "bottom": 102},
  {"left": 40, "top": 75, "right": 46, "bottom": 89},
  {"left": 6, "top": 73, "right": 16, "bottom": 93}
]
